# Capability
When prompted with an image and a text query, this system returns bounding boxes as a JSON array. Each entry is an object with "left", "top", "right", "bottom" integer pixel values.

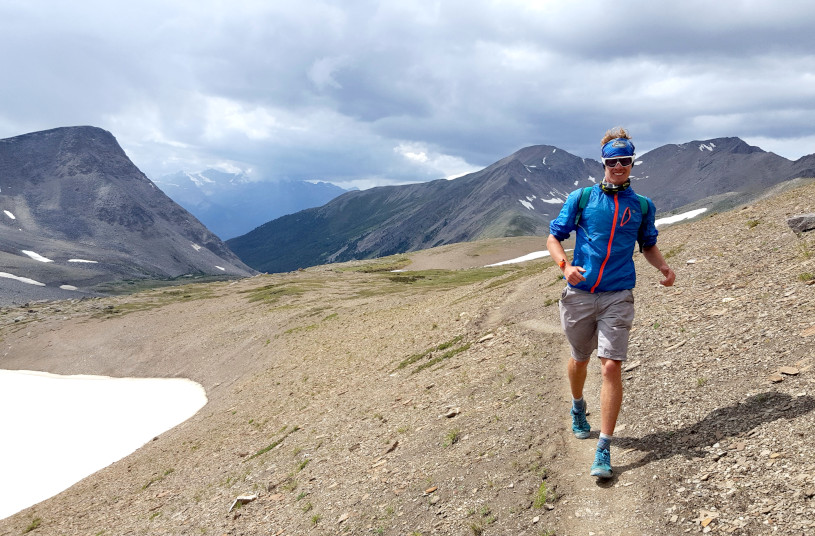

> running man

[{"left": 546, "top": 127, "right": 675, "bottom": 478}]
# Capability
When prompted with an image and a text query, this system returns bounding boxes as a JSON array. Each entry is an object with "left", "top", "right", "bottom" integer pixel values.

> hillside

[
  {"left": 227, "top": 137, "right": 815, "bottom": 274},
  {"left": 227, "top": 145, "right": 602, "bottom": 273},
  {"left": 1, "top": 182, "right": 814, "bottom": 535},
  {"left": 0, "top": 126, "right": 256, "bottom": 306}
]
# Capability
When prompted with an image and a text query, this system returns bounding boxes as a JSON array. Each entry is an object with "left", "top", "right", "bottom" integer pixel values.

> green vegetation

[
  {"left": 395, "top": 335, "right": 464, "bottom": 370},
  {"left": 468, "top": 505, "right": 497, "bottom": 535},
  {"left": 799, "top": 272, "right": 814, "bottom": 282},
  {"left": 533, "top": 481, "right": 552, "bottom": 508},
  {"left": 283, "top": 324, "right": 318, "bottom": 335},
  {"left": 246, "top": 426, "right": 299, "bottom": 461},
  {"left": 91, "top": 285, "right": 217, "bottom": 318},
  {"left": 746, "top": 219, "right": 761, "bottom": 228},
  {"left": 90, "top": 274, "right": 235, "bottom": 296},
  {"left": 385, "top": 268, "right": 511, "bottom": 290},
  {"left": 23, "top": 518, "right": 42, "bottom": 533},
  {"left": 697, "top": 377, "right": 709, "bottom": 388},
  {"left": 413, "top": 342, "right": 471, "bottom": 374},
  {"left": 663, "top": 243, "right": 686, "bottom": 260},
  {"left": 340, "top": 255, "right": 411, "bottom": 273},
  {"left": 240, "top": 281, "right": 315, "bottom": 304},
  {"left": 443, "top": 428, "right": 461, "bottom": 447},
  {"left": 484, "top": 263, "right": 549, "bottom": 290},
  {"left": 311, "top": 514, "right": 322, "bottom": 525},
  {"left": 142, "top": 468, "right": 175, "bottom": 490}
]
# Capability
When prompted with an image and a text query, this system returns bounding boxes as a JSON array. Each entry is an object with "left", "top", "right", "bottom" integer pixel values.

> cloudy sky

[{"left": 2, "top": 1, "right": 815, "bottom": 190}]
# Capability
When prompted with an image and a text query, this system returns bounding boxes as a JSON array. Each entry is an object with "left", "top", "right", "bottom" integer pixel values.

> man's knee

[{"left": 599, "top": 358, "right": 622, "bottom": 380}]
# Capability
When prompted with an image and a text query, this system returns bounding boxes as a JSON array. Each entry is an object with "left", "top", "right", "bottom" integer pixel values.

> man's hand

[
  {"left": 564, "top": 264, "right": 587, "bottom": 286},
  {"left": 659, "top": 266, "right": 675, "bottom": 287}
]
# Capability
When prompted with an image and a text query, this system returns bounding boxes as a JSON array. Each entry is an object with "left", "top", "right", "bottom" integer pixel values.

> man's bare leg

[
  {"left": 568, "top": 357, "right": 588, "bottom": 400},
  {"left": 599, "top": 357, "right": 622, "bottom": 435},
  {"left": 568, "top": 357, "right": 591, "bottom": 439}
]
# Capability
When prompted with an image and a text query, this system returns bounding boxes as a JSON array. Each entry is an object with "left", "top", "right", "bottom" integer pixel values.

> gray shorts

[{"left": 558, "top": 286, "right": 635, "bottom": 362}]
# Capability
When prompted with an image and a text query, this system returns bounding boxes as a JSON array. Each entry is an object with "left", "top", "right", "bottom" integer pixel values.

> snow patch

[
  {"left": 486, "top": 250, "right": 552, "bottom": 267},
  {"left": 699, "top": 143, "right": 716, "bottom": 152},
  {"left": 185, "top": 172, "right": 216, "bottom": 187},
  {"left": 68, "top": 259, "right": 98, "bottom": 264},
  {"left": 191, "top": 243, "right": 202, "bottom": 251},
  {"left": 634, "top": 160, "right": 643, "bottom": 165},
  {"left": 574, "top": 181, "right": 579, "bottom": 186},
  {"left": 541, "top": 198, "right": 564, "bottom": 204},
  {"left": 4, "top": 210, "right": 15, "bottom": 220},
  {"left": 655, "top": 208, "right": 708, "bottom": 227},
  {"left": 60, "top": 285, "right": 78, "bottom": 291},
  {"left": 215, "top": 266, "right": 225, "bottom": 271},
  {"left": 0, "top": 370, "right": 207, "bottom": 520},
  {"left": 22, "top": 250, "right": 53, "bottom": 263},
  {"left": 0, "top": 272, "right": 45, "bottom": 286},
  {"left": 542, "top": 157, "right": 547, "bottom": 165},
  {"left": 519, "top": 199, "right": 534, "bottom": 210},
  {"left": 588, "top": 176, "right": 597, "bottom": 183}
]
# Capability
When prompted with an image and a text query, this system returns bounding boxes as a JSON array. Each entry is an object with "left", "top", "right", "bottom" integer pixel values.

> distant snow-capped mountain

[{"left": 153, "top": 170, "right": 347, "bottom": 239}]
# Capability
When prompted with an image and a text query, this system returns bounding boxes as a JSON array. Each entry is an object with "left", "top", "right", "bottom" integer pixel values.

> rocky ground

[{"left": 1, "top": 182, "right": 813, "bottom": 536}]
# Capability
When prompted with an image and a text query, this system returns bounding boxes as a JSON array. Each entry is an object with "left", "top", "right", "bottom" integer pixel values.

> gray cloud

[{"left": 2, "top": 1, "right": 815, "bottom": 189}]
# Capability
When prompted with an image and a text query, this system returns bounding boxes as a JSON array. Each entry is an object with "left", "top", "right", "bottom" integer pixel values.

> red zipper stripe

[{"left": 590, "top": 194, "right": 619, "bottom": 293}]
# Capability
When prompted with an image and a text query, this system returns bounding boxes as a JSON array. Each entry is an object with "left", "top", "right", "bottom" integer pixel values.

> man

[{"left": 546, "top": 127, "right": 675, "bottom": 479}]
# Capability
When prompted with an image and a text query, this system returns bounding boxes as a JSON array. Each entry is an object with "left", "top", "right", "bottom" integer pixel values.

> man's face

[{"left": 603, "top": 158, "right": 633, "bottom": 185}]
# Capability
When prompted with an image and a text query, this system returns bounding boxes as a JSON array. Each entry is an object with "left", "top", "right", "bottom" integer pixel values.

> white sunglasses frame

[{"left": 602, "top": 155, "right": 636, "bottom": 167}]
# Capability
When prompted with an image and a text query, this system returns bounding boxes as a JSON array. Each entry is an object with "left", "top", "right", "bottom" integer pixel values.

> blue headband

[{"left": 601, "top": 138, "right": 635, "bottom": 158}]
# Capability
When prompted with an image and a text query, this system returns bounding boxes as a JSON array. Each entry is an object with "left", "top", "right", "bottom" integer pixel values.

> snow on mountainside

[
  {"left": 228, "top": 137, "right": 815, "bottom": 274},
  {"left": 0, "top": 126, "right": 256, "bottom": 305}
]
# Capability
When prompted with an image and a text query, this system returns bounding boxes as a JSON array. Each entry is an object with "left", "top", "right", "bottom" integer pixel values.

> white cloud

[{"left": 2, "top": 0, "right": 815, "bottom": 186}]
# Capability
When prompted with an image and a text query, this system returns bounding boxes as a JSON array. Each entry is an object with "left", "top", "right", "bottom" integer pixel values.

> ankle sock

[
  {"left": 597, "top": 433, "right": 612, "bottom": 451},
  {"left": 572, "top": 397, "right": 585, "bottom": 412}
]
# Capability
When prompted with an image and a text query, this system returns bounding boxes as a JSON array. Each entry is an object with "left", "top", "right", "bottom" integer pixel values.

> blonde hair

[{"left": 601, "top": 127, "right": 631, "bottom": 145}]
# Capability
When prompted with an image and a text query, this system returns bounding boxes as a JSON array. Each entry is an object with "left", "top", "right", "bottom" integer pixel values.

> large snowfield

[{"left": 0, "top": 370, "right": 207, "bottom": 520}]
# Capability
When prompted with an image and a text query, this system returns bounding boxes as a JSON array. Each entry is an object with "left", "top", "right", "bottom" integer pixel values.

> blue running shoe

[
  {"left": 590, "top": 447, "right": 612, "bottom": 479},
  {"left": 571, "top": 405, "right": 590, "bottom": 439}
]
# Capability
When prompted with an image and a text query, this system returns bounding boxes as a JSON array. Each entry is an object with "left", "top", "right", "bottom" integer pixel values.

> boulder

[{"left": 786, "top": 213, "right": 815, "bottom": 233}]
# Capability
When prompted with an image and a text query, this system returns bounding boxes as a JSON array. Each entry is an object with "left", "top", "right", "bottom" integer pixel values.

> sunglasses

[{"left": 602, "top": 156, "right": 635, "bottom": 167}]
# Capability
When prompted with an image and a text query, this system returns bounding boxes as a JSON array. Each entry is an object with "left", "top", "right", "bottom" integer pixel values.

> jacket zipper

[{"left": 590, "top": 194, "right": 619, "bottom": 293}]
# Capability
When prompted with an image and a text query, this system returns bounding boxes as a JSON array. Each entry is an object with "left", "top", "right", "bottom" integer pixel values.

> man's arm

[
  {"left": 642, "top": 244, "right": 675, "bottom": 287},
  {"left": 547, "top": 234, "right": 586, "bottom": 285}
]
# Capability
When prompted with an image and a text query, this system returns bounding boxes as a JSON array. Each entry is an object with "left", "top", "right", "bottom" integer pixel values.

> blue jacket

[{"left": 549, "top": 185, "right": 658, "bottom": 293}]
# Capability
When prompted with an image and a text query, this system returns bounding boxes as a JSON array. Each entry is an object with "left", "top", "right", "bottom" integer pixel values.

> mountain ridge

[{"left": 228, "top": 136, "right": 815, "bottom": 273}]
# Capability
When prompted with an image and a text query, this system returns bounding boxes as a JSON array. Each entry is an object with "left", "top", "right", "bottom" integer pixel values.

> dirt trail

[{"left": 490, "top": 270, "right": 652, "bottom": 535}]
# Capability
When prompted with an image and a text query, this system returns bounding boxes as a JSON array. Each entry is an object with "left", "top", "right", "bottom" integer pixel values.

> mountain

[
  {"left": 227, "top": 145, "right": 604, "bottom": 273},
  {"left": 228, "top": 137, "right": 815, "bottom": 274},
  {"left": 153, "top": 170, "right": 347, "bottom": 240},
  {"left": 0, "top": 126, "right": 256, "bottom": 304},
  {"left": 629, "top": 137, "right": 801, "bottom": 211}
]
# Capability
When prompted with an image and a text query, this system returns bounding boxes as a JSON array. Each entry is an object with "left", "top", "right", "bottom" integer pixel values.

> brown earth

[{"left": 1, "top": 183, "right": 814, "bottom": 535}]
